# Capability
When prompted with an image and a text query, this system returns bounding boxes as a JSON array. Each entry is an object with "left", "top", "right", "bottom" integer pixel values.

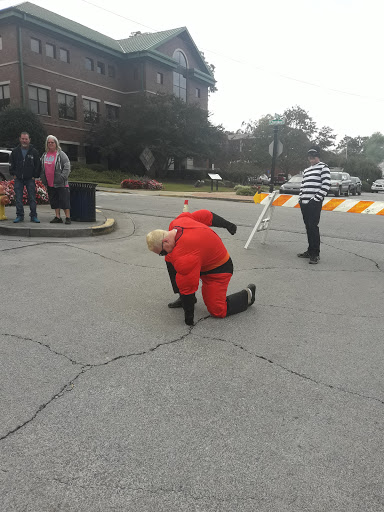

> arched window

[{"left": 173, "top": 50, "right": 187, "bottom": 101}]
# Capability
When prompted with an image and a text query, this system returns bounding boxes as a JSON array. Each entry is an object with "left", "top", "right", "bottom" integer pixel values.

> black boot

[
  {"left": 226, "top": 284, "right": 256, "bottom": 316},
  {"left": 168, "top": 296, "right": 183, "bottom": 308},
  {"left": 168, "top": 295, "right": 197, "bottom": 309},
  {"left": 211, "top": 213, "right": 237, "bottom": 235}
]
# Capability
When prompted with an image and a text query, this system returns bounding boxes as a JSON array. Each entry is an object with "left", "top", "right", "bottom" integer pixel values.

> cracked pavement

[{"left": 1, "top": 193, "right": 383, "bottom": 511}]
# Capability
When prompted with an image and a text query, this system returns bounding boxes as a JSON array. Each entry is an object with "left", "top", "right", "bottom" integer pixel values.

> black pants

[
  {"left": 165, "top": 260, "right": 249, "bottom": 317},
  {"left": 300, "top": 199, "right": 323, "bottom": 257}
]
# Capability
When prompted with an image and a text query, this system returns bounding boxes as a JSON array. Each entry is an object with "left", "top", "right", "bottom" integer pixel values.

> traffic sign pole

[{"left": 269, "top": 125, "right": 279, "bottom": 193}]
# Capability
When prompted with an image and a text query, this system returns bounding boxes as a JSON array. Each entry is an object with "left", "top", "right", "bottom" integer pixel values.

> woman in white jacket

[{"left": 41, "top": 135, "right": 71, "bottom": 224}]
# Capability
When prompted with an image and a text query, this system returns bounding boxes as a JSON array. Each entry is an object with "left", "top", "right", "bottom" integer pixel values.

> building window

[
  {"left": 31, "top": 38, "right": 41, "bottom": 54},
  {"left": 0, "top": 84, "right": 10, "bottom": 111},
  {"left": 83, "top": 98, "right": 99, "bottom": 123},
  {"left": 58, "top": 92, "right": 76, "bottom": 120},
  {"left": 46, "top": 43, "right": 56, "bottom": 58},
  {"left": 60, "top": 144, "right": 78, "bottom": 162},
  {"left": 28, "top": 86, "right": 49, "bottom": 115},
  {"left": 196, "top": 88, "right": 201, "bottom": 98},
  {"left": 108, "top": 65, "right": 115, "bottom": 78},
  {"left": 157, "top": 72, "right": 164, "bottom": 85},
  {"left": 106, "top": 104, "right": 119, "bottom": 120},
  {"left": 0, "top": 36, "right": 3, "bottom": 51},
  {"left": 85, "top": 57, "right": 94, "bottom": 71},
  {"left": 96, "top": 62, "right": 105, "bottom": 75},
  {"left": 173, "top": 50, "right": 187, "bottom": 102},
  {"left": 133, "top": 67, "right": 138, "bottom": 80},
  {"left": 59, "top": 48, "right": 69, "bottom": 63}
]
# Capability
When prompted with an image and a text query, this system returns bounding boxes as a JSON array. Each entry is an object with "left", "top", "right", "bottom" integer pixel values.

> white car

[
  {"left": 0, "top": 149, "right": 12, "bottom": 181},
  {"left": 371, "top": 179, "right": 384, "bottom": 193}
]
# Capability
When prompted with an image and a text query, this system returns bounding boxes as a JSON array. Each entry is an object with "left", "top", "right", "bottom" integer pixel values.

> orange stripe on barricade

[
  {"left": 347, "top": 201, "right": 374, "bottom": 213},
  {"left": 377, "top": 207, "right": 384, "bottom": 215},
  {"left": 322, "top": 198, "right": 346, "bottom": 210},
  {"left": 272, "top": 195, "right": 292, "bottom": 206}
]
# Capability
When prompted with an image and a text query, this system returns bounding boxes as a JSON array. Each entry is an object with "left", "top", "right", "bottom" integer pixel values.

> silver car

[
  {"left": 279, "top": 174, "right": 302, "bottom": 194},
  {"left": 0, "top": 149, "right": 12, "bottom": 181},
  {"left": 371, "top": 179, "right": 384, "bottom": 193},
  {"left": 328, "top": 171, "right": 352, "bottom": 197}
]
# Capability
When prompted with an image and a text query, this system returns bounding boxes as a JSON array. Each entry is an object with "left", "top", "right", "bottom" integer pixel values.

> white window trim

[
  {"left": 82, "top": 96, "right": 100, "bottom": 103},
  {"left": 59, "top": 140, "right": 80, "bottom": 146},
  {"left": 0, "top": 80, "right": 10, "bottom": 86},
  {"left": 104, "top": 101, "right": 121, "bottom": 107},
  {"left": 29, "top": 83, "right": 51, "bottom": 90},
  {"left": 56, "top": 89, "right": 77, "bottom": 96}
]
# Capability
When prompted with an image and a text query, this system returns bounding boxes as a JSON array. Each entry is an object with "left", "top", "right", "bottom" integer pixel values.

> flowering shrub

[
  {"left": 121, "top": 177, "right": 163, "bottom": 190},
  {"left": 0, "top": 180, "right": 49, "bottom": 205}
]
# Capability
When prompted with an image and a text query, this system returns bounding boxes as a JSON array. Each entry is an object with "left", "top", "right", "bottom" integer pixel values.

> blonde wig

[{"left": 146, "top": 229, "right": 168, "bottom": 252}]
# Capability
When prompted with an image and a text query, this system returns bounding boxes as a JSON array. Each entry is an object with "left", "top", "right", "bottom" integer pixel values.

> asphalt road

[{"left": 1, "top": 192, "right": 383, "bottom": 511}]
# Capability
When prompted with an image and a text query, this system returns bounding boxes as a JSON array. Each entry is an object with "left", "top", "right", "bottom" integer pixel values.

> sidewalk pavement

[
  {"left": 0, "top": 188, "right": 253, "bottom": 237},
  {"left": 0, "top": 204, "right": 115, "bottom": 237},
  {"left": 96, "top": 186, "right": 255, "bottom": 203}
]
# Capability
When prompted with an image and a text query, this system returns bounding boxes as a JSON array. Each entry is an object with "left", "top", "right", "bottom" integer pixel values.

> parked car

[
  {"left": 371, "top": 179, "right": 384, "bottom": 193},
  {"left": 350, "top": 176, "right": 362, "bottom": 196},
  {"left": 328, "top": 171, "right": 352, "bottom": 197},
  {"left": 272, "top": 173, "right": 287, "bottom": 185},
  {"left": 279, "top": 174, "right": 303, "bottom": 194},
  {"left": 255, "top": 174, "right": 270, "bottom": 185},
  {"left": 0, "top": 149, "right": 12, "bottom": 181}
]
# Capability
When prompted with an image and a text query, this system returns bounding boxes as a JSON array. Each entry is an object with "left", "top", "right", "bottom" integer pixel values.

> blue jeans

[{"left": 14, "top": 178, "right": 37, "bottom": 218}]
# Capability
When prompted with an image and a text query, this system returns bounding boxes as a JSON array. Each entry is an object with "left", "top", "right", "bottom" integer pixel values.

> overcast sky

[{"left": 1, "top": 0, "right": 384, "bottom": 143}]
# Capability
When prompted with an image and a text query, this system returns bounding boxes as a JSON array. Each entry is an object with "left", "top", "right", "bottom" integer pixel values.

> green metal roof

[
  {"left": 2, "top": 2, "right": 122, "bottom": 52},
  {"left": 0, "top": 2, "right": 215, "bottom": 79},
  {"left": 118, "top": 28, "right": 186, "bottom": 53}
]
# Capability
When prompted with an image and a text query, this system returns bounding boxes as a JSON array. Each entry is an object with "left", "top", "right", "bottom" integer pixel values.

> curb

[
  {"left": 0, "top": 218, "right": 116, "bottom": 237},
  {"left": 91, "top": 218, "right": 116, "bottom": 235}
]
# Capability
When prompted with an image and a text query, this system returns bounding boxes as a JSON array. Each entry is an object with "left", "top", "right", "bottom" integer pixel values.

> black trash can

[{"left": 69, "top": 182, "right": 97, "bottom": 222}]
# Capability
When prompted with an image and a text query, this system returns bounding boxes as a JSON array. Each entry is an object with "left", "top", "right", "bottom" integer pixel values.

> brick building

[{"left": 0, "top": 2, "right": 215, "bottom": 164}]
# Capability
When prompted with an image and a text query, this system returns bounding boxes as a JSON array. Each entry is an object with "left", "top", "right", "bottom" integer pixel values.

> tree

[
  {"left": 342, "top": 156, "right": 381, "bottom": 183},
  {"left": 283, "top": 106, "right": 317, "bottom": 137},
  {"left": 336, "top": 135, "right": 367, "bottom": 158},
  {"left": 313, "top": 126, "right": 337, "bottom": 150},
  {"left": 0, "top": 106, "right": 47, "bottom": 154},
  {"left": 88, "top": 93, "right": 226, "bottom": 177},
  {"left": 363, "top": 132, "right": 384, "bottom": 164}
]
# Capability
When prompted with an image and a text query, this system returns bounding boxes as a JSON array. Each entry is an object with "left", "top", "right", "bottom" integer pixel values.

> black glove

[
  {"left": 211, "top": 212, "right": 237, "bottom": 235},
  {"left": 180, "top": 293, "right": 196, "bottom": 326}
]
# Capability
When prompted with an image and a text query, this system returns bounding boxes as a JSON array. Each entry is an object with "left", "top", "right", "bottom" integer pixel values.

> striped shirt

[{"left": 299, "top": 161, "right": 331, "bottom": 204}]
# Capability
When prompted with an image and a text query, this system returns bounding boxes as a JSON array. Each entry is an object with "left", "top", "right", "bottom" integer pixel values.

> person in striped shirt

[{"left": 298, "top": 146, "right": 331, "bottom": 264}]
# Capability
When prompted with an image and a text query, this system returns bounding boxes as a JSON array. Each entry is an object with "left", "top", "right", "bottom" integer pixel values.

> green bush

[
  {"left": 235, "top": 185, "right": 257, "bottom": 196},
  {"left": 69, "top": 166, "right": 131, "bottom": 184}
]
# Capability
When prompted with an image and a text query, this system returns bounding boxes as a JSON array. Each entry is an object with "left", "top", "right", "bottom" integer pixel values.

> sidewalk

[
  {"left": 96, "top": 186, "right": 255, "bottom": 203},
  {"left": 0, "top": 188, "right": 253, "bottom": 237},
  {"left": 0, "top": 204, "right": 115, "bottom": 237}
]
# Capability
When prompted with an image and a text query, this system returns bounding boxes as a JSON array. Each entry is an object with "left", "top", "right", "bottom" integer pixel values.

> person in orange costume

[{"left": 146, "top": 209, "right": 256, "bottom": 325}]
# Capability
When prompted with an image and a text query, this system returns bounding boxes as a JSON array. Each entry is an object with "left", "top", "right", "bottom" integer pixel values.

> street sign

[
  {"left": 269, "top": 119, "right": 285, "bottom": 126},
  {"left": 140, "top": 147, "right": 155, "bottom": 171},
  {"left": 269, "top": 140, "right": 283, "bottom": 157}
]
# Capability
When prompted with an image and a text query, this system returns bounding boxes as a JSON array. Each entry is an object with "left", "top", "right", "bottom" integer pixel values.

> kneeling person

[{"left": 146, "top": 209, "right": 256, "bottom": 325}]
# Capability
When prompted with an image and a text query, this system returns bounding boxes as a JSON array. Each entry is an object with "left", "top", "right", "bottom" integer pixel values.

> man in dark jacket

[{"left": 10, "top": 132, "right": 41, "bottom": 223}]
